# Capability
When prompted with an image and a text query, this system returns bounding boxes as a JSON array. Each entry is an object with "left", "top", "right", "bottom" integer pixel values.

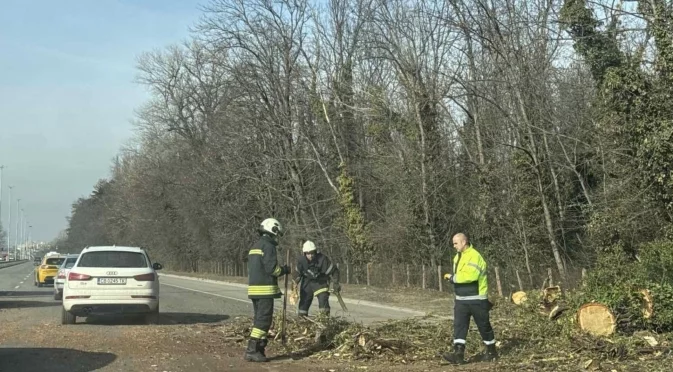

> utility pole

[
  {"left": 19, "top": 210, "right": 24, "bottom": 255},
  {"left": 28, "top": 225, "right": 32, "bottom": 259},
  {"left": 6, "top": 186, "right": 11, "bottom": 259},
  {"left": 23, "top": 218, "right": 28, "bottom": 259},
  {"left": 15, "top": 199, "right": 20, "bottom": 259},
  {"left": 0, "top": 165, "right": 4, "bottom": 236}
]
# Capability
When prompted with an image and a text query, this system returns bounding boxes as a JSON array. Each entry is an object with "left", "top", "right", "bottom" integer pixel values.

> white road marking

[
  {"left": 14, "top": 286, "right": 19, "bottom": 289},
  {"left": 19, "top": 281, "right": 23, "bottom": 284},
  {"left": 162, "top": 283, "right": 251, "bottom": 305}
]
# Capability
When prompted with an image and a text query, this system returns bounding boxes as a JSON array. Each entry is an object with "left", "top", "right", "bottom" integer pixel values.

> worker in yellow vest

[{"left": 442, "top": 233, "right": 497, "bottom": 364}]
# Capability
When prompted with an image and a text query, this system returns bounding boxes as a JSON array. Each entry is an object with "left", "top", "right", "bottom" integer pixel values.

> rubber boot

[
  {"left": 477, "top": 344, "right": 498, "bottom": 362},
  {"left": 244, "top": 338, "right": 268, "bottom": 362},
  {"left": 442, "top": 343, "right": 465, "bottom": 364},
  {"left": 257, "top": 338, "right": 268, "bottom": 357}
]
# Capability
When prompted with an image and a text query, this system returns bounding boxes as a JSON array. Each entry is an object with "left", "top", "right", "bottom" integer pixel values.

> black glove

[
  {"left": 280, "top": 264, "right": 291, "bottom": 276},
  {"left": 305, "top": 269, "right": 318, "bottom": 279},
  {"left": 332, "top": 283, "right": 341, "bottom": 294}
]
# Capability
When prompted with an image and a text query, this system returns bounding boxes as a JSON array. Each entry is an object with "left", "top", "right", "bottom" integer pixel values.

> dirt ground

[
  {"left": 0, "top": 305, "right": 498, "bottom": 372},
  {"left": 3, "top": 265, "right": 671, "bottom": 372}
]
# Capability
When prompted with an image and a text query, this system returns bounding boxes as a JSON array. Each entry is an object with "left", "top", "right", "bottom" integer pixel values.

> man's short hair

[{"left": 453, "top": 232, "right": 469, "bottom": 244}]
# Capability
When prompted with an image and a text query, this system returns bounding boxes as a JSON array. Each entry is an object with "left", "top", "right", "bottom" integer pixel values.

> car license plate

[{"left": 97, "top": 277, "right": 127, "bottom": 285}]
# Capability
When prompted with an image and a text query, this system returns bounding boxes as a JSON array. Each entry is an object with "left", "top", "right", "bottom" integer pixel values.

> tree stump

[
  {"left": 577, "top": 303, "right": 616, "bottom": 337},
  {"left": 640, "top": 289, "right": 653, "bottom": 319},
  {"left": 512, "top": 291, "right": 528, "bottom": 305}
]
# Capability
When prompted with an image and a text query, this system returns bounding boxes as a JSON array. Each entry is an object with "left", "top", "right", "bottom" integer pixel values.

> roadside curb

[{"left": 159, "top": 272, "right": 428, "bottom": 317}]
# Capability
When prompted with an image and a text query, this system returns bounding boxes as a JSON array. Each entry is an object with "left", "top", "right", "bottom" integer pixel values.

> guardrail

[{"left": 0, "top": 260, "right": 29, "bottom": 269}]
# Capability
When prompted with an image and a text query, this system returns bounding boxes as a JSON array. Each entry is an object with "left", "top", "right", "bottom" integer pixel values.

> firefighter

[
  {"left": 293, "top": 240, "right": 341, "bottom": 317},
  {"left": 244, "top": 218, "right": 291, "bottom": 363},
  {"left": 442, "top": 233, "right": 498, "bottom": 364}
]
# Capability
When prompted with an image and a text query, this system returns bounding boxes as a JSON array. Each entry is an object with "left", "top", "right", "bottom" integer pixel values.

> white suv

[{"left": 61, "top": 246, "right": 162, "bottom": 325}]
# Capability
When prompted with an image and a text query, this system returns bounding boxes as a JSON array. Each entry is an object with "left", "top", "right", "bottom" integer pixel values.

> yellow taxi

[{"left": 35, "top": 253, "right": 66, "bottom": 287}]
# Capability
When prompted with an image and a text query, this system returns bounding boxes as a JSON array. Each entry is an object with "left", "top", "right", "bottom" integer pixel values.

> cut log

[
  {"left": 512, "top": 291, "right": 528, "bottom": 305},
  {"left": 549, "top": 304, "right": 569, "bottom": 321},
  {"left": 577, "top": 303, "right": 616, "bottom": 337},
  {"left": 542, "top": 286, "right": 561, "bottom": 305},
  {"left": 356, "top": 332, "right": 410, "bottom": 352},
  {"left": 640, "top": 289, "right": 653, "bottom": 319}
]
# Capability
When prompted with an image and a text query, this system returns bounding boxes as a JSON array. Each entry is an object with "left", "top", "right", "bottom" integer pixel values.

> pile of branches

[
  {"left": 218, "top": 313, "right": 456, "bottom": 362},
  {"left": 208, "top": 284, "right": 673, "bottom": 367}
]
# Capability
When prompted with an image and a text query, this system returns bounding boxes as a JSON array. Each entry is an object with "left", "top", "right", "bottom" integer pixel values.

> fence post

[
  {"left": 422, "top": 264, "right": 427, "bottom": 290},
  {"left": 346, "top": 263, "right": 350, "bottom": 284},
  {"left": 437, "top": 265, "right": 443, "bottom": 292},
  {"left": 392, "top": 264, "right": 396, "bottom": 286},
  {"left": 406, "top": 264, "right": 410, "bottom": 287},
  {"left": 495, "top": 266, "right": 503, "bottom": 297},
  {"left": 548, "top": 267, "right": 554, "bottom": 287},
  {"left": 366, "top": 263, "right": 371, "bottom": 286},
  {"left": 516, "top": 270, "right": 524, "bottom": 291}
]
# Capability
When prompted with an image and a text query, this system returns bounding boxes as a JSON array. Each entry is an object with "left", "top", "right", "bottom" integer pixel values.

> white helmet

[
  {"left": 302, "top": 240, "right": 317, "bottom": 253},
  {"left": 260, "top": 218, "right": 283, "bottom": 236}
]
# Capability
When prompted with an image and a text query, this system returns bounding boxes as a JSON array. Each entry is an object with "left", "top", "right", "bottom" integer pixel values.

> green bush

[{"left": 572, "top": 240, "right": 673, "bottom": 333}]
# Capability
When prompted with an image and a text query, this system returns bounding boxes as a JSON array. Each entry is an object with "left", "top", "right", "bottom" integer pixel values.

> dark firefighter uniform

[
  {"left": 245, "top": 233, "right": 289, "bottom": 362},
  {"left": 444, "top": 243, "right": 497, "bottom": 364},
  {"left": 293, "top": 252, "right": 340, "bottom": 316}
]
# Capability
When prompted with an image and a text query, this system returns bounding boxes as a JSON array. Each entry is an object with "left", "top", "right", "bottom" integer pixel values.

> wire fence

[{"left": 163, "top": 258, "right": 588, "bottom": 298}]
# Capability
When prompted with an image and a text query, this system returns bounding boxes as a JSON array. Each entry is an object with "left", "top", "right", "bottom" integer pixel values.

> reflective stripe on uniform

[
  {"left": 453, "top": 339, "right": 466, "bottom": 344},
  {"left": 250, "top": 327, "right": 267, "bottom": 339},
  {"left": 455, "top": 294, "right": 488, "bottom": 301},
  {"left": 313, "top": 287, "right": 329, "bottom": 296},
  {"left": 249, "top": 249, "right": 264, "bottom": 255},
  {"left": 298, "top": 309, "right": 308, "bottom": 315},
  {"left": 248, "top": 285, "right": 281, "bottom": 296},
  {"left": 325, "top": 263, "right": 334, "bottom": 275},
  {"left": 484, "top": 339, "right": 496, "bottom": 345},
  {"left": 272, "top": 265, "right": 281, "bottom": 276},
  {"left": 467, "top": 262, "right": 483, "bottom": 273}
]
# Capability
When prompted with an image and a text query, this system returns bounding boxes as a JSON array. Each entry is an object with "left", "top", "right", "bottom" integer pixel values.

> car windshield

[
  {"left": 46, "top": 258, "right": 65, "bottom": 266},
  {"left": 78, "top": 251, "right": 148, "bottom": 268},
  {"left": 63, "top": 257, "right": 78, "bottom": 269}
]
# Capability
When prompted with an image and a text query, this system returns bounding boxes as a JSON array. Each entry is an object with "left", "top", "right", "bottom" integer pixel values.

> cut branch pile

[{"left": 200, "top": 297, "right": 672, "bottom": 369}]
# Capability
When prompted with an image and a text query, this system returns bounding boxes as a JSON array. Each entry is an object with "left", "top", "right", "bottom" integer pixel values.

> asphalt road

[{"left": 0, "top": 262, "right": 430, "bottom": 372}]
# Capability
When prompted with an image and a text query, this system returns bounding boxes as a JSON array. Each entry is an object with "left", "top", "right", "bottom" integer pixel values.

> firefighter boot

[
  {"left": 442, "top": 343, "right": 465, "bottom": 364},
  {"left": 244, "top": 338, "right": 268, "bottom": 362},
  {"left": 477, "top": 344, "right": 498, "bottom": 362},
  {"left": 257, "top": 338, "right": 268, "bottom": 357}
]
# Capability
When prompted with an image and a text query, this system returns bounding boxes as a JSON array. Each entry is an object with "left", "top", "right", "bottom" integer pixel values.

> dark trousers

[
  {"left": 298, "top": 285, "right": 330, "bottom": 315},
  {"left": 453, "top": 299, "right": 495, "bottom": 345},
  {"left": 250, "top": 298, "right": 274, "bottom": 340}
]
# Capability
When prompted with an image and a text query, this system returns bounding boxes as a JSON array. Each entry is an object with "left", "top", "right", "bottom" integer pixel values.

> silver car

[{"left": 54, "top": 254, "right": 80, "bottom": 300}]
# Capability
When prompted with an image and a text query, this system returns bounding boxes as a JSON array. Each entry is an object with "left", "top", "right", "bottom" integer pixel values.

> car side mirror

[{"left": 152, "top": 263, "right": 163, "bottom": 271}]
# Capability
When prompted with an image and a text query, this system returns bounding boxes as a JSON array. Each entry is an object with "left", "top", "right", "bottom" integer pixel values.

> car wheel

[
  {"left": 61, "top": 307, "right": 76, "bottom": 325},
  {"left": 145, "top": 306, "right": 160, "bottom": 325}
]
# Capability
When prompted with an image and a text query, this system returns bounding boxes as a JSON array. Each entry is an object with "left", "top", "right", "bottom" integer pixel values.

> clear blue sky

[{"left": 0, "top": 0, "right": 204, "bottom": 243}]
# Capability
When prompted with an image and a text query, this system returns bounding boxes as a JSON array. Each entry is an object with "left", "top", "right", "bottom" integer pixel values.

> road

[{"left": 0, "top": 262, "right": 432, "bottom": 372}]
